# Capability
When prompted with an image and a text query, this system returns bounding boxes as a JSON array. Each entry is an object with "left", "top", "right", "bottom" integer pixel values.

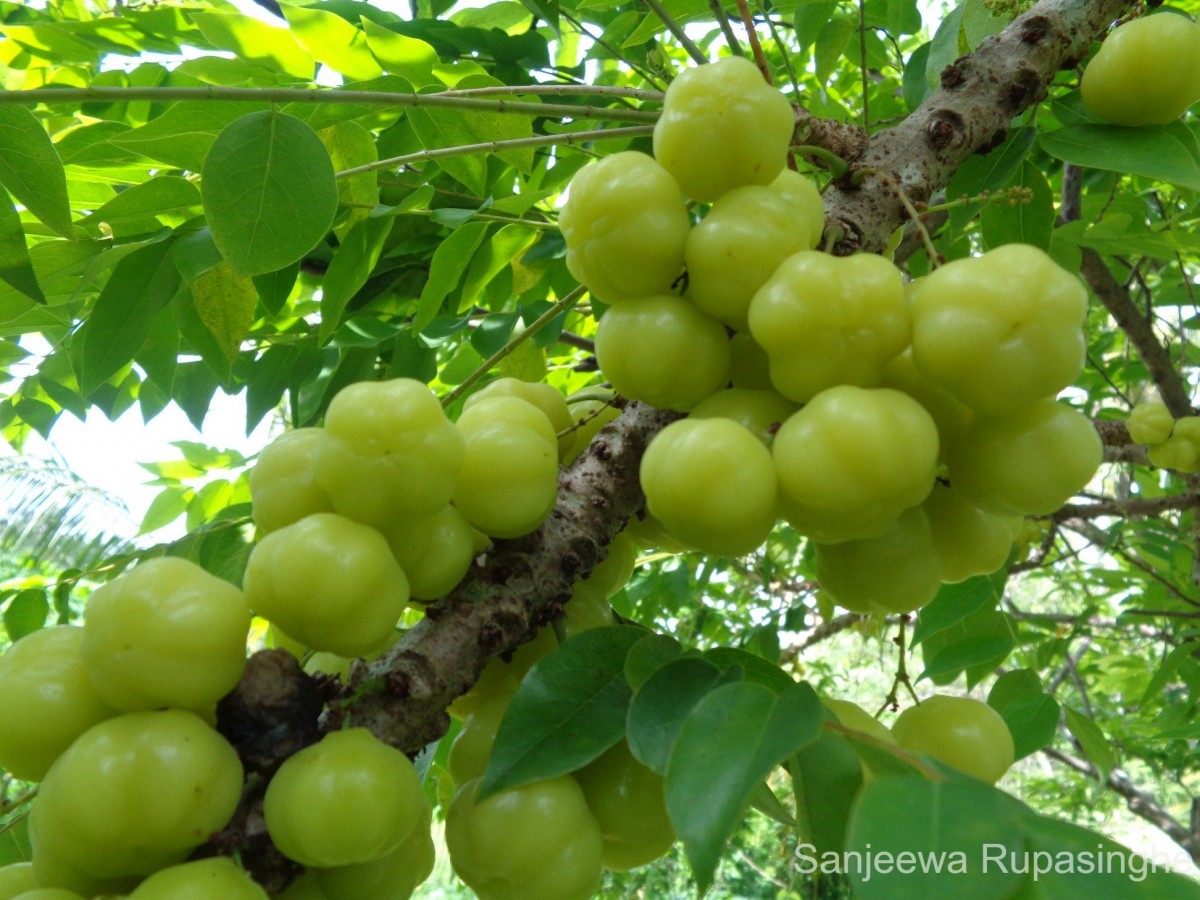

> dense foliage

[{"left": 1, "top": 0, "right": 1200, "bottom": 897}]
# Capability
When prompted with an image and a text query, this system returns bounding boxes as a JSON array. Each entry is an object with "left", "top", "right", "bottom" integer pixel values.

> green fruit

[
  {"left": 249, "top": 427, "right": 334, "bottom": 534},
  {"left": 379, "top": 504, "right": 475, "bottom": 601},
  {"left": 315, "top": 378, "right": 464, "bottom": 527},
  {"left": 814, "top": 507, "right": 942, "bottom": 615},
  {"left": 892, "top": 695, "right": 1015, "bottom": 784},
  {"left": 446, "top": 776, "right": 604, "bottom": 900},
  {"left": 923, "top": 481, "right": 1019, "bottom": 583},
  {"left": 595, "top": 295, "right": 731, "bottom": 412},
  {"left": 686, "top": 170, "right": 824, "bottom": 331},
  {"left": 31, "top": 710, "right": 243, "bottom": 883},
  {"left": 640, "top": 417, "right": 778, "bottom": 556},
  {"left": 653, "top": 55, "right": 794, "bottom": 201},
  {"left": 243, "top": 512, "right": 409, "bottom": 658},
  {"left": 749, "top": 250, "right": 910, "bottom": 403},
  {"left": 946, "top": 400, "right": 1102, "bottom": 516},
  {"left": 81, "top": 557, "right": 250, "bottom": 714},
  {"left": 264, "top": 728, "right": 428, "bottom": 868},
  {"left": 0, "top": 626, "right": 115, "bottom": 781},
  {"left": 823, "top": 698, "right": 898, "bottom": 780},
  {"left": 909, "top": 245, "right": 1087, "bottom": 416},
  {"left": 466, "top": 377, "right": 576, "bottom": 458},
  {"left": 449, "top": 690, "right": 511, "bottom": 786},
  {"left": 0, "top": 863, "right": 38, "bottom": 900},
  {"left": 453, "top": 396, "right": 560, "bottom": 539},
  {"left": 313, "top": 805, "right": 435, "bottom": 900},
  {"left": 1126, "top": 401, "right": 1174, "bottom": 445},
  {"left": 579, "top": 530, "right": 636, "bottom": 600},
  {"left": 574, "top": 740, "right": 675, "bottom": 871},
  {"left": 1081, "top": 13, "right": 1200, "bottom": 126},
  {"left": 773, "top": 386, "right": 939, "bottom": 543},
  {"left": 689, "top": 387, "right": 798, "bottom": 446},
  {"left": 127, "top": 858, "right": 268, "bottom": 899},
  {"left": 559, "top": 151, "right": 689, "bottom": 304}
]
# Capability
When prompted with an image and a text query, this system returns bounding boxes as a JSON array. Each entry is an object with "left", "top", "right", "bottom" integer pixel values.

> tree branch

[
  {"left": 1079, "top": 247, "right": 1195, "bottom": 418},
  {"left": 822, "top": 0, "right": 1136, "bottom": 254},
  {"left": 1042, "top": 746, "right": 1200, "bottom": 864},
  {"left": 335, "top": 403, "right": 681, "bottom": 752}
]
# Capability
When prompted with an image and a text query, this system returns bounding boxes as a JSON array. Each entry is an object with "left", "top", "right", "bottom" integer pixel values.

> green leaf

[
  {"left": 479, "top": 625, "right": 647, "bottom": 798},
  {"left": 666, "top": 681, "right": 822, "bottom": 892},
  {"left": 846, "top": 778, "right": 1026, "bottom": 900},
  {"left": 189, "top": 11, "right": 315, "bottom": 80},
  {"left": 0, "top": 185, "right": 45, "bottom": 303},
  {"left": 925, "top": 3, "right": 965, "bottom": 88},
  {"left": 82, "top": 175, "right": 201, "bottom": 239},
  {"left": 623, "top": 633, "right": 684, "bottom": 691},
  {"left": 795, "top": 2, "right": 839, "bottom": 52},
  {"left": 998, "top": 692, "right": 1059, "bottom": 760},
  {"left": 414, "top": 222, "right": 489, "bottom": 333},
  {"left": 791, "top": 720, "right": 866, "bottom": 853},
  {"left": 626, "top": 656, "right": 724, "bottom": 775},
  {"left": 814, "top": 18, "right": 855, "bottom": 86},
  {"left": 320, "top": 121, "right": 379, "bottom": 238},
  {"left": 912, "top": 571, "right": 1004, "bottom": 646},
  {"left": 0, "top": 105, "right": 72, "bottom": 238},
  {"left": 902, "top": 41, "right": 932, "bottom": 111},
  {"left": 1016, "top": 811, "right": 1182, "bottom": 899},
  {"left": 282, "top": 5, "right": 383, "bottom": 81},
  {"left": 319, "top": 214, "right": 395, "bottom": 344},
  {"left": 361, "top": 17, "right": 438, "bottom": 86},
  {"left": 1063, "top": 706, "right": 1115, "bottom": 781},
  {"left": 917, "top": 606, "right": 1016, "bottom": 688},
  {"left": 407, "top": 76, "right": 536, "bottom": 192},
  {"left": 1039, "top": 123, "right": 1200, "bottom": 191},
  {"left": 189, "top": 261, "right": 258, "bottom": 362},
  {"left": 704, "top": 646, "right": 797, "bottom": 693},
  {"left": 981, "top": 160, "right": 1054, "bottom": 250},
  {"left": 78, "top": 239, "right": 181, "bottom": 396},
  {"left": 110, "top": 101, "right": 264, "bottom": 172},
  {"left": 3, "top": 589, "right": 48, "bottom": 641},
  {"left": 139, "top": 486, "right": 191, "bottom": 535},
  {"left": 988, "top": 669, "right": 1043, "bottom": 710},
  {"left": 201, "top": 111, "right": 338, "bottom": 277},
  {"left": 253, "top": 263, "right": 300, "bottom": 317},
  {"left": 1140, "top": 640, "right": 1200, "bottom": 705},
  {"left": 0, "top": 813, "right": 31, "bottom": 866},
  {"left": 458, "top": 224, "right": 538, "bottom": 313},
  {"left": 749, "top": 779, "right": 796, "bottom": 827}
]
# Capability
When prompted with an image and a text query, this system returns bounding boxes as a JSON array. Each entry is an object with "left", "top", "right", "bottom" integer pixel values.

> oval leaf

[
  {"left": 666, "top": 680, "right": 822, "bottom": 892},
  {"left": 201, "top": 111, "right": 337, "bottom": 277},
  {"left": 846, "top": 777, "right": 1026, "bottom": 900},
  {"left": 626, "top": 656, "right": 724, "bottom": 775},
  {"left": 0, "top": 106, "right": 72, "bottom": 238},
  {"left": 479, "top": 625, "right": 646, "bottom": 799}
]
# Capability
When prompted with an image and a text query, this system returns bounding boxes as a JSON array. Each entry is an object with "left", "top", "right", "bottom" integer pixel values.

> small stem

[
  {"left": 432, "top": 84, "right": 664, "bottom": 102},
  {"left": 0, "top": 786, "right": 36, "bottom": 816},
  {"left": 641, "top": 0, "right": 710, "bottom": 65},
  {"left": 734, "top": 0, "right": 772, "bottom": 84},
  {"left": 793, "top": 145, "right": 849, "bottom": 179},
  {"left": 0, "top": 86, "right": 660, "bottom": 124},
  {"left": 441, "top": 286, "right": 588, "bottom": 408},
  {"left": 858, "top": 0, "right": 870, "bottom": 129},
  {"left": 877, "top": 616, "right": 919, "bottom": 715},
  {"left": 709, "top": 0, "right": 745, "bottom": 55},
  {"left": 337, "top": 125, "right": 655, "bottom": 179}
]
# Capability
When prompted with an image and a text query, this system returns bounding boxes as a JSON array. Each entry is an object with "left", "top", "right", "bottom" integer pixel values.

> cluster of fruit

[
  {"left": 0, "top": 555, "right": 439, "bottom": 899},
  {"left": 561, "top": 57, "right": 1103, "bottom": 618},
  {"left": 435, "top": 528, "right": 677, "bottom": 898},
  {"left": 1126, "top": 400, "right": 1200, "bottom": 473},
  {"left": 1081, "top": 11, "right": 1200, "bottom": 127},
  {"left": 245, "top": 375, "right": 579, "bottom": 660},
  {"left": 0, "top": 557, "right": 255, "bottom": 896},
  {"left": 825, "top": 693, "right": 1014, "bottom": 786}
]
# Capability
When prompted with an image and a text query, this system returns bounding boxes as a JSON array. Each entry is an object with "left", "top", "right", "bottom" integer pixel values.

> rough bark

[
  {"left": 334, "top": 403, "right": 680, "bottom": 753},
  {"left": 822, "top": 0, "right": 1135, "bottom": 255}
]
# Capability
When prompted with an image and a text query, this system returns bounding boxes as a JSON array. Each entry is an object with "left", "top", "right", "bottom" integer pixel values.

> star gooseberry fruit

[{"left": 1080, "top": 13, "right": 1200, "bottom": 127}]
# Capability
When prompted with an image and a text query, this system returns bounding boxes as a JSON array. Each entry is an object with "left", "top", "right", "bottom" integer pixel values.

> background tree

[{"left": 0, "top": 0, "right": 1199, "bottom": 897}]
